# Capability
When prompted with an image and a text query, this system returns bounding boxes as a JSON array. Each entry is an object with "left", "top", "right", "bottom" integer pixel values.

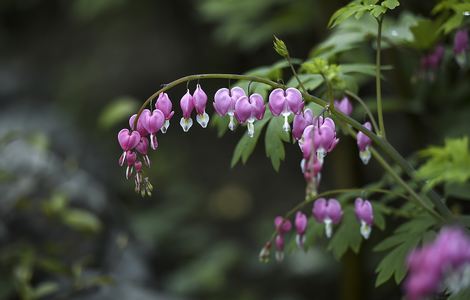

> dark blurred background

[{"left": 0, "top": 1, "right": 469, "bottom": 300}]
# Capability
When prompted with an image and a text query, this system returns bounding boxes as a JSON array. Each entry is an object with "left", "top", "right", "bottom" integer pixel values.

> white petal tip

[
  {"left": 196, "top": 112, "right": 210, "bottom": 128},
  {"left": 360, "top": 148, "right": 371, "bottom": 165},
  {"left": 180, "top": 117, "right": 193, "bottom": 132}
]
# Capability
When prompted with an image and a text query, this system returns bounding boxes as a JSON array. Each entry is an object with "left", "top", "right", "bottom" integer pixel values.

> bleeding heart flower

[
  {"left": 155, "top": 93, "right": 174, "bottom": 133},
  {"left": 142, "top": 109, "right": 165, "bottom": 150},
  {"left": 454, "top": 29, "right": 468, "bottom": 68},
  {"left": 125, "top": 150, "right": 137, "bottom": 179},
  {"left": 118, "top": 129, "right": 141, "bottom": 166},
  {"left": 234, "top": 93, "right": 265, "bottom": 138},
  {"left": 135, "top": 137, "right": 151, "bottom": 167},
  {"left": 334, "top": 97, "right": 353, "bottom": 116},
  {"left": 214, "top": 86, "right": 246, "bottom": 131},
  {"left": 180, "top": 89, "right": 194, "bottom": 132},
  {"left": 295, "top": 211, "right": 308, "bottom": 249},
  {"left": 129, "top": 110, "right": 149, "bottom": 137},
  {"left": 292, "top": 108, "right": 314, "bottom": 141},
  {"left": 193, "top": 84, "right": 210, "bottom": 128},
  {"left": 312, "top": 198, "right": 343, "bottom": 238},
  {"left": 268, "top": 87, "right": 304, "bottom": 132},
  {"left": 354, "top": 198, "right": 374, "bottom": 239},
  {"left": 357, "top": 122, "right": 372, "bottom": 164}
]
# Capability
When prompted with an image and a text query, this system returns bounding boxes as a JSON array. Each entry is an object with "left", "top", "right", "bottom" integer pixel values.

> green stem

[
  {"left": 376, "top": 16, "right": 386, "bottom": 138},
  {"left": 268, "top": 187, "right": 409, "bottom": 241},
  {"left": 344, "top": 90, "right": 380, "bottom": 134},
  {"left": 132, "top": 72, "right": 454, "bottom": 221},
  {"left": 286, "top": 55, "right": 307, "bottom": 94}
]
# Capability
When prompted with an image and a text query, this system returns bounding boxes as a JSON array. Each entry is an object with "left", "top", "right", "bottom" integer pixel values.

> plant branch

[
  {"left": 132, "top": 72, "right": 454, "bottom": 221},
  {"left": 286, "top": 54, "right": 307, "bottom": 94},
  {"left": 344, "top": 90, "right": 380, "bottom": 134},
  {"left": 376, "top": 16, "right": 386, "bottom": 138}
]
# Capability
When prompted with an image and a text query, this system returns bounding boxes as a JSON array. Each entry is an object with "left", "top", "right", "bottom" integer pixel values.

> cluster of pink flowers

[
  {"left": 405, "top": 227, "right": 470, "bottom": 300},
  {"left": 270, "top": 197, "right": 374, "bottom": 262},
  {"left": 117, "top": 82, "right": 374, "bottom": 195}
]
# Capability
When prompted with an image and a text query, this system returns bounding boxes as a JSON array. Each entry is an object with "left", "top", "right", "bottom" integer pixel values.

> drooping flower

[
  {"left": 300, "top": 117, "right": 339, "bottom": 165},
  {"left": 295, "top": 211, "right": 308, "bottom": 249},
  {"left": 117, "top": 129, "right": 141, "bottom": 166},
  {"left": 292, "top": 108, "right": 314, "bottom": 141},
  {"left": 274, "top": 216, "right": 292, "bottom": 234},
  {"left": 234, "top": 93, "right": 265, "bottom": 137},
  {"left": 312, "top": 198, "right": 343, "bottom": 238},
  {"left": 334, "top": 97, "right": 353, "bottom": 116},
  {"left": 129, "top": 110, "right": 149, "bottom": 137},
  {"left": 134, "top": 160, "right": 143, "bottom": 191},
  {"left": 258, "top": 241, "right": 272, "bottom": 263},
  {"left": 274, "top": 216, "right": 292, "bottom": 262},
  {"left": 454, "top": 29, "right": 468, "bottom": 67},
  {"left": 420, "top": 45, "right": 444, "bottom": 81},
  {"left": 135, "top": 137, "right": 151, "bottom": 167},
  {"left": 155, "top": 93, "right": 174, "bottom": 133},
  {"left": 275, "top": 234, "right": 285, "bottom": 262},
  {"left": 354, "top": 198, "right": 374, "bottom": 239},
  {"left": 125, "top": 150, "right": 137, "bottom": 179},
  {"left": 268, "top": 87, "right": 304, "bottom": 132},
  {"left": 357, "top": 122, "right": 372, "bottom": 165},
  {"left": 180, "top": 89, "right": 195, "bottom": 132},
  {"left": 404, "top": 227, "right": 470, "bottom": 300},
  {"left": 214, "top": 86, "right": 246, "bottom": 131},
  {"left": 193, "top": 84, "right": 210, "bottom": 128},
  {"left": 142, "top": 109, "right": 165, "bottom": 150}
]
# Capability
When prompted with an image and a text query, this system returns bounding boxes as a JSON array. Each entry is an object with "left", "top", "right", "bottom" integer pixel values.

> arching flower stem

[{"left": 132, "top": 72, "right": 454, "bottom": 221}]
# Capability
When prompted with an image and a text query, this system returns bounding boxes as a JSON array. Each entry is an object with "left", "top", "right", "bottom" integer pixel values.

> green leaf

[
  {"left": 374, "top": 216, "right": 434, "bottom": 286},
  {"left": 33, "top": 282, "right": 59, "bottom": 298},
  {"left": 381, "top": 0, "right": 400, "bottom": 10},
  {"left": 61, "top": 209, "right": 102, "bottom": 233},
  {"left": 328, "top": 207, "right": 362, "bottom": 260},
  {"left": 417, "top": 137, "right": 470, "bottom": 190},
  {"left": 445, "top": 182, "right": 470, "bottom": 200},
  {"left": 264, "top": 117, "right": 290, "bottom": 172},
  {"left": 211, "top": 114, "right": 230, "bottom": 137},
  {"left": 440, "top": 13, "right": 463, "bottom": 34},
  {"left": 371, "top": 5, "right": 387, "bottom": 18},
  {"left": 372, "top": 202, "right": 386, "bottom": 230},
  {"left": 328, "top": 4, "right": 370, "bottom": 29},
  {"left": 98, "top": 96, "right": 138, "bottom": 129},
  {"left": 375, "top": 238, "right": 418, "bottom": 286},
  {"left": 286, "top": 74, "right": 323, "bottom": 91},
  {"left": 230, "top": 115, "right": 271, "bottom": 167},
  {"left": 410, "top": 19, "right": 441, "bottom": 50}
]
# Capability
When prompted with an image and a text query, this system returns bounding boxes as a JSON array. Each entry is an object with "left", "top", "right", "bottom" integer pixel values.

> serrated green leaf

[
  {"left": 440, "top": 13, "right": 463, "bottom": 34},
  {"left": 328, "top": 4, "right": 370, "bottom": 28},
  {"left": 328, "top": 207, "right": 362, "bottom": 260},
  {"left": 375, "top": 238, "right": 418, "bottom": 286},
  {"left": 98, "top": 97, "right": 138, "bottom": 129},
  {"left": 371, "top": 5, "right": 386, "bottom": 18},
  {"left": 381, "top": 0, "right": 400, "bottom": 10},
  {"left": 230, "top": 115, "right": 271, "bottom": 167},
  {"left": 211, "top": 114, "right": 230, "bottom": 137},
  {"left": 374, "top": 216, "right": 435, "bottom": 286},
  {"left": 417, "top": 137, "right": 470, "bottom": 190},
  {"left": 264, "top": 117, "right": 290, "bottom": 172}
]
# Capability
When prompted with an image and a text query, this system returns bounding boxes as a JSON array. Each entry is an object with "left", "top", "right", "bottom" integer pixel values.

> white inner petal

[
  {"left": 196, "top": 112, "right": 210, "bottom": 128},
  {"left": 180, "top": 117, "right": 193, "bottom": 132},
  {"left": 324, "top": 218, "right": 333, "bottom": 239},
  {"left": 247, "top": 121, "right": 255, "bottom": 138},
  {"left": 228, "top": 115, "right": 236, "bottom": 131},
  {"left": 360, "top": 147, "right": 371, "bottom": 165},
  {"left": 161, "top": 120, "right": 170, "bottom": 133},
  {"left": 360, "top": 220, "right": 371, "bottom": 239}
]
